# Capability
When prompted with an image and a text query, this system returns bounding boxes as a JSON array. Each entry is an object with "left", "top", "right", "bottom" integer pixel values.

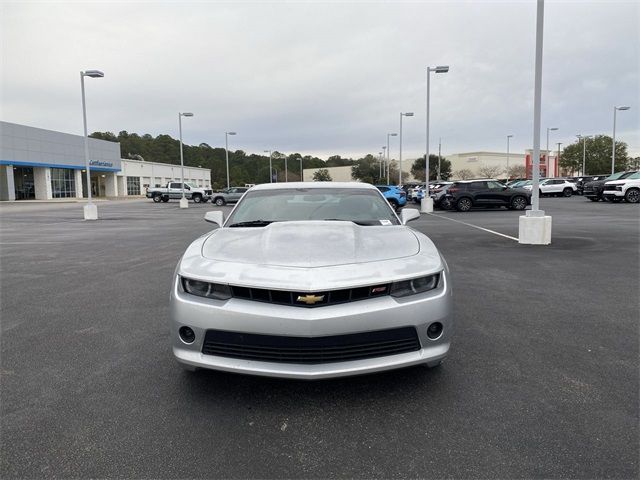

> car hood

[
  {"left": 202, "top": 221, "right": 420, "bottom": 267},
  {"left": 179, "top": 221, "right": 444, "bottom": 291}
]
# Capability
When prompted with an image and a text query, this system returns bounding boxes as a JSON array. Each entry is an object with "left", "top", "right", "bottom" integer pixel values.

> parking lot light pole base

[
  {"left": 421, "top": 197, "right": 434, "bottom": 213},
  {"left": 83, "top": 203, "right": 98, "bottom": 220},
  {"left": 179, "top": 197, "right": 189, "bottom": 209},
  {"left": 519, "top": 210, "right": 552, "bottom": 245}
]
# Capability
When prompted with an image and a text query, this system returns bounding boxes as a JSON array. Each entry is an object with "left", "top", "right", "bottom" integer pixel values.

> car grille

[
  {"left": 201, "top": 327, "right": 421, "bottom": 364},
  {"left": 230, "top": 283, "right": 394, "bottom": 307}
]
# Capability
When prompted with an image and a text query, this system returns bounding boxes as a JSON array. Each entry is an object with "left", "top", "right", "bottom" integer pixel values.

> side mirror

[
  {"left": 400, "top": 208, "right": 420, "bottom": 225},
  {"left": 204, "top": 211, "right": 224, "bottom": 227}
]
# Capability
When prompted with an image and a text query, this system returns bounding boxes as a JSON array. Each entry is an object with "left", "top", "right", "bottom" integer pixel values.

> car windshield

[
  {"left": 623, "top": 172, "right": 640, "bottom": 180},
  {"left": 225, "top": 188, "right": 400, "bottom": 226},
  {"left": 606, "top": 171, "right": 634, "bottom": 181}
]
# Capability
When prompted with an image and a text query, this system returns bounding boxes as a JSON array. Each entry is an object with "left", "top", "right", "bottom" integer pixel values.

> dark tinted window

[{"left": 469, "top": 181, "right": 488, "bottom": 191}]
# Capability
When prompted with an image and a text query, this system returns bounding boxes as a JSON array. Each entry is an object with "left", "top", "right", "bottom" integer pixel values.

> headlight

[
  {"left": 181, "top": 277, "right": 232, "bottom": 300},
  {"left": 390, "top": 274, "right": 440, "bottom": 298}
]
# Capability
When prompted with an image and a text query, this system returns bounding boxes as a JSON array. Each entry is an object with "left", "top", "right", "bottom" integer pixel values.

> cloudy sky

[{"left": 1, "top": 0, "right": 638, "bottom": 160}]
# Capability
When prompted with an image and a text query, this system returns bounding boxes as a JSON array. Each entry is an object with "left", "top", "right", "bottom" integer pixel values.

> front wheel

[
  {"left": 388, "top": 199, "right": 399, "bottom": 211},
  {"left": 161, "top": 197, "right": 169, "bottom": 203},
  {"left": 192, "top": 194, "right": 202, "bottom": 203},
  {"left": 511, "top": 196, "right": 527, "bottom": 210},
  {"left": 563, "top": 188, "right": 573, "bottom": 197},
  {"left": 152, "top": 194, "right": 162, "bottom": 203},
  {"left": 214, "top": 197, "right": 226, "bottom": 206},
  {"left": 625, "top": 188, "right": 640, "bottom": 204},
  {"left": 456, "top": 197, "right": 473, "bottom": 212}
]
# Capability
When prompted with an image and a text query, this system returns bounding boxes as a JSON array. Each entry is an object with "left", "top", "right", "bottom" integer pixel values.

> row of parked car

[{"left": 398, "top": 170, "right": 640, "bottom": 212}]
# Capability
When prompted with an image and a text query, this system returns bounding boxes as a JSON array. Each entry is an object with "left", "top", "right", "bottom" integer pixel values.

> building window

[
  {"left": 51, "top": 168, "right": 76, "bottom": 198},
  {"left": 127, "top": 176, "right": 140, "bottom": 195}
]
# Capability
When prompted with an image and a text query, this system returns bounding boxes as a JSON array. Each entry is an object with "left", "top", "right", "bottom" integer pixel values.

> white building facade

[{"left": 0, "top": 121, "right": 210, "bottom": 201}]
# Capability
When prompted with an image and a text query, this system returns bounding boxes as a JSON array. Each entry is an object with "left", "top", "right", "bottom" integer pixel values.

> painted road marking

[{"left": 425, "top": 213, "right": 519, "bottom": 242}]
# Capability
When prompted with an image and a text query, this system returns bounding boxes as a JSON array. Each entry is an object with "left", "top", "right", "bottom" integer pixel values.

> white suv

[
  {"left": 523, "top": 178, "right": 577, "bottom": 197},
  {"left": 602, "top": 172, "right": 640, "bottom": 203}
]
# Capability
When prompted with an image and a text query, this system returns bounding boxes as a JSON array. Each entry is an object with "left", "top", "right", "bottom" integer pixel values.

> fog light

[
  {"left": 179, "top": 326, "right": 196, "bottom": 344},
  {"left": 427, "top": 322, "right": 443, "bottom": 339}
]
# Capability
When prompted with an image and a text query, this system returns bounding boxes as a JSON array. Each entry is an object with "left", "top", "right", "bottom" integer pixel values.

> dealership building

[{"left": 0, "top": 121, "right": 211, "bottom": 201}]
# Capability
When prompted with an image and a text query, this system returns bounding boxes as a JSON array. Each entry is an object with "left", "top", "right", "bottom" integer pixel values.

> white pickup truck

[{"left": 146, "top": 182, "right": 212, "bottom": 203}]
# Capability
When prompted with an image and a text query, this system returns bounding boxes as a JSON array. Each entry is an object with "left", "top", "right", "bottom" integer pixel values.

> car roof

[
  {"left": 250, "top": 182, "right": 377, "bottom": 191},
  {"left": 453, "top": 179, "right": 497, "bottom": 183}
]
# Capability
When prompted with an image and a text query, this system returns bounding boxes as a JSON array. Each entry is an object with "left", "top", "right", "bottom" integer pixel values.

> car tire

[
  {"left": 511, "top": 196, "right": 527, "bottom": 210},
  {"left": 624, "top": 188, "right": 639, "bottom": 203},
  {"left": 192, "top": 194, "right": 202, "bottom": 203},
  {"left": 161, "top": 197, "right": 169, "bottom": 203},
  {"left": 214, "top": 197, "right": 226, "bottom": 206},
  {"left": 588, "top": 197, "right": 599, "bottom": 202},
  {"left": 456, "top": 197, "right": 473, "bottom": 212},
  {"left": 152, "top": 194, "right": 162, "bottom": 203},
  {"left": 388, "top": 199, "right": 399, "bottom": 210},
  {"left": 539, "top": 189, "right": 544, "bottom": 197},
  {"left": 563, "top": 188, "right": 573, "bottom": 197}
]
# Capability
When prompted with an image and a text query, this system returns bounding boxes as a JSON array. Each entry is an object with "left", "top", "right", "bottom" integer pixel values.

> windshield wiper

[{"left": 228, "top": 220, "right": 276, "bottom": 228}]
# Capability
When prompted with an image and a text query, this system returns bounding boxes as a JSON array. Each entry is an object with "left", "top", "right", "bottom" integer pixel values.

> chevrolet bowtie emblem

[{"left": 296, "top": 294, "right": 325, "bottom": 305}]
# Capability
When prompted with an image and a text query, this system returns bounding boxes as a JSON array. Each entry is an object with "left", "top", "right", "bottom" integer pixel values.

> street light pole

[
  {"left": 178, "top": 112, "right": 194, "bottom": 209},
  {"left": 425, "top": 65, "right": 449, "bottom": 193},
  {"left": 80, "top": 69, "right": 104, "bottom": 220},
  {"left": 264, "top": 150, "right": 272, "bottom": 183},
  {"left": 225, "top": 131, "right": 236, "bottom": 189},
  {"left": 438, "top": 137, "right": 442, "bottom": 181},
  {"left": 399, "top": 112, "right": 413, "bottom": 186},
  {"left": 545, "top": 126, "right": 558, "bottom": 178},
  {"left": 506, "top": 135, "right": 513, "bottom": 180},
  {"left": 300, "top": 157, "right": 303, "bottom": 182},
  {"left": 577, "top": 135, "right": 592, "bottom": 175},
  {"left": 556, "top": 142, "right": 562, "bottom": 175},
  {"left": 386, "top": 133, "right": 397, "bottom": 185},
  {"left": 612, "top": 106, "right": 630, "bottom": 174}
]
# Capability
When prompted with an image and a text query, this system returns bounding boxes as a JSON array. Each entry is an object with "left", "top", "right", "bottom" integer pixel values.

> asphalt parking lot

[{"left": 1, "top": 197, "right": 638, "bottom": 479}]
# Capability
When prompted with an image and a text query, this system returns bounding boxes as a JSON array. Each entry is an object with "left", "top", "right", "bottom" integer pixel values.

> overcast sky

[{"left": 1, "top": 0, "right": 638, "bottom": 160}]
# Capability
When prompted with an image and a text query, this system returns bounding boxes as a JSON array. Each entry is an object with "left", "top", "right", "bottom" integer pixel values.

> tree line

[{"left": 90, "top": 130, "right": 454, "bottom": 187}]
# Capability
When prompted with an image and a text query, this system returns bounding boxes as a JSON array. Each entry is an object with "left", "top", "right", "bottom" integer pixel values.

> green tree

[
  {"left": 560, "top": 135, "right": 629, "bottom": 174},
  {"left": 411, "top": 154, "right": 452, "bottom": 181},
  {"left": 351, "top": 154, "right": 385, "bottom": 184},
  {"left": 313, "top": 169, "right": 333, "bottom": 181},
  {"left": 326, "top": 155, "right": 355, "bottom": 167}
]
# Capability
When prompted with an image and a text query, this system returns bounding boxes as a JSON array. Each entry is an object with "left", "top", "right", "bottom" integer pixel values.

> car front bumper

[
  {"left": 170, "top": 271, "right": 453, "bottom": 379},
  {"left": 602, "top": 190, "right": 623, "bottom": 199}
]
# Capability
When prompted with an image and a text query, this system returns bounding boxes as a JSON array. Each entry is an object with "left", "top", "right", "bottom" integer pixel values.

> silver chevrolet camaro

[{"left": 170, "top": 182, "right": 452, "bottom": 379}]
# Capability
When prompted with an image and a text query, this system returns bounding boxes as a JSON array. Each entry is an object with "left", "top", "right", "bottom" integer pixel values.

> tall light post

[
  {"left": 612, "top": 105, "right": 630, "bottom": 174},
  {"left": 80, "top": 69, "right": 104, "bottom": 220},
  {"left": 546, "top": 127, "right": 558, "bottom": 178},
  {"left": 519, "top": 0, "right": 551, "bottom": 245},
  {"left": 178, "top": 112, "right": 194, "bottom": 209},
  {"left": 437, "top": 137, "right": 442, "bottom": 181},
  {"left": 506, "top": 135, "right": 514, "bottom": 180},
  {"left": 386, "top": 133, "right": 397, "bottom": 184},
  {"left": 425, "top": 65, "right": 449, "bottom": 207},
  {"left": 399, "top": 112, "right": 413, "bottom": 186},
  {"left": 225, "top": 131, "right": 236, "bottom": 189},
  {"left": 556, "top": 142, "right": 562, "bottom": 176},
  {"left": 264, "top": 150, "right": 273, "bottom": 183},
  {"left": 576, "top": 135, "right": 592, "bottom": 175},
  {"left": 382, "top": 146, "right": 387, "bottom": 181},
  {"left": 299, "top": 156, "right": 303, "bottom": 182}
]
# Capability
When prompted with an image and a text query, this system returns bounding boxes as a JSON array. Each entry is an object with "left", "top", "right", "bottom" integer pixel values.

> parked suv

[
  {"left": 583, "top": 171, "right": 637, "bottom": 202},
  {"left": 575, "top": 175, "right": 608, "bottom": 195},
  {"left": 602, "top": 172, "right": 640, "bottom": 203},
  {"left": 211, "top": 187, "right": 249, "bottom": 206},
  {"left": 446, "top": 179, "right": 531, "bottom": 212},
  {"left": 523, "top": 178, "right": 577, "bottom": 197},
  {"left": 375, "top": 185, "right": 407, "bottom": 210}
]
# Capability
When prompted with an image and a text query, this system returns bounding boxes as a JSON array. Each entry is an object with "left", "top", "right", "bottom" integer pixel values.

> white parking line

[{"left": 425, "top": 213, "right": 519, "bottom": 242}]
